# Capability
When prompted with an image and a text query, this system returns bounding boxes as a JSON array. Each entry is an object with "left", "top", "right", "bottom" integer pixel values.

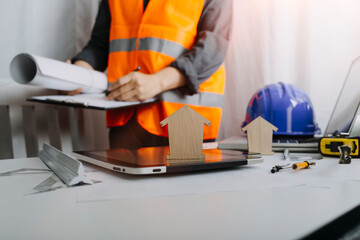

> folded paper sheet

[{"left": 9, "top": 53, "right": 108, "bottom": 93}]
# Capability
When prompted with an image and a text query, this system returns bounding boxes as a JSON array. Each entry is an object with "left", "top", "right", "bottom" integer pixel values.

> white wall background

[
  {"left": 0, "top": 0, "right": 99, "bottom": 83},
  {"left": 220, "top": 0, "right": 360, "bottom": 139},
  {"left": 1, "top": 0, "right": 360, "bottom": 154},
  {"left": 0, "top": 0, "right": 103, "bottom": 158}
]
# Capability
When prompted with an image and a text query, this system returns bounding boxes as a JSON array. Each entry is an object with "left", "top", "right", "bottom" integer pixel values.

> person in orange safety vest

[{"left": 69, "top": 0, "right": 232, "bottom": 149}]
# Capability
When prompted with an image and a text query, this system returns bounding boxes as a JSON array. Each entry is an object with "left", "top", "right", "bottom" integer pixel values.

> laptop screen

[{"left": 324, "top": 56, "right": 360, "bottom": 136}]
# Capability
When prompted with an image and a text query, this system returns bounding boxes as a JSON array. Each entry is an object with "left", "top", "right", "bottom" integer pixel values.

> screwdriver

[
  {"left": 270, "top": 163, "right": 291, "bottom": 173},
  {"left": 271, "top": 161, "right": 316, "bottom": 173},
  {"left": 292, "top": 161, "right": 316, "bottom": 170}
]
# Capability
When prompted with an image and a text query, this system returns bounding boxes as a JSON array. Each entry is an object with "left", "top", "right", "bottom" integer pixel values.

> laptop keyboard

[
  {"left": 273, "top": 139, "right": 299, "bottom": 144},
  {"left": 272, "top": 137, "right": 320, "bottom": 144}
]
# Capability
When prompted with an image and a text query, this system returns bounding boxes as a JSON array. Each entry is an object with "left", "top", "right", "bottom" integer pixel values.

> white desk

[{"left": 1, "top": 155, "right": 360, "bottom": 240}]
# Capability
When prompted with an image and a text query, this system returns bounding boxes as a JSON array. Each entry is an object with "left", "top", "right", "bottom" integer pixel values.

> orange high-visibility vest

[{"left": 107, "top": 0, "right": 225, "bottom": 140}]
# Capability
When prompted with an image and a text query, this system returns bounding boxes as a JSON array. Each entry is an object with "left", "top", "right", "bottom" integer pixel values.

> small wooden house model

[
  {"left": 242, "top": 116, "right": 278, "bottom": 155},
  {"left": 160, "top": 105, "right": 211, "bottom": 163}
]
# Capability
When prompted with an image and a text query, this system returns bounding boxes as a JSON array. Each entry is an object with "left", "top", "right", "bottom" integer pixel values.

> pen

[
  {"left": 283, "top": 148, "right": 289, "bottom": 160},
  {"left": 133, "top": 66, "right": 141, "bottom": 72},
  {"left": 104, "top": 66, "right": 142, "bottom": 96}
]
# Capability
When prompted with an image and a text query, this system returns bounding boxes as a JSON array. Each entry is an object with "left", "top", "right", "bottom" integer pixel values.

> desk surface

[{"left": 1, "top": 155, "right": 360, "bottom": 240}]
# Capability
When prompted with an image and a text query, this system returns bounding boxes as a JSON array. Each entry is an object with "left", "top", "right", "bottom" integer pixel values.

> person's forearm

[
  {"left": 155, "top": 67, "right": 187, "bottom": 93},
  {"left": 169, "top": 0, "right": 232, "bottom": 95},
  {"left": 71, "top": 0, "right": 110, "bottom": 71}
]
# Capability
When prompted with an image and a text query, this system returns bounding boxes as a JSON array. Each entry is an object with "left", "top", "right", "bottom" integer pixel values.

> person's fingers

[
  {"left": 66, "top": 59, "right": 71, "bottom": 64},
  {"left": 114, "top": 87, "right": 138, "bottom": 101},
  {"left": 121, "top": 96, "right": 139, "bottom": 102},
  {"left": 106, "top": 74, "right": 137, "bottom": 100},
  {"left": 108, "top": 73, "right": 135, "bottom": 92},
  {"left": 114, "top": 93, "right": 138, "bottom": 102},
  {"left": 109, "top": 82, "right": 134, "bottom": 99},
  {"left": 69, "top": 88, "right": 83, "bottom": 95},
  {"left": 58, "top": 88, "right": 82, "bottom": 95},
  {"left": 107, "top": 84, "right": 134, "bottom": 101}
]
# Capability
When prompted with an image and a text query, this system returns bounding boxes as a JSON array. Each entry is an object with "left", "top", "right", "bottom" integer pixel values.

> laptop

[
  {"left": 71, "top": 147, "right": 263, "bottom": 175},
  {"left": 219, "top": 56, "right": 360, "bottom": 152}
]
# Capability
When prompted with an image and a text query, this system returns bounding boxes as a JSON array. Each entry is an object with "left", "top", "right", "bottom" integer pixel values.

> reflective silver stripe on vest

[
  {"left": 138, "top": 37, "right": 187, "bottom": 58},
  {"left": 159, "top": 90, "right": 223, "bottom": 108},
  {"left": 109, "top": 37, "right": 187, "bottom": 58},
  {"left": 109, "top": 38, "right": 137, "bottom": 53}
]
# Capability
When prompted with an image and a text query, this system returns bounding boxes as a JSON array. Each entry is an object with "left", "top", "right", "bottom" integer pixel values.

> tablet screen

[{"left": 74, "top": 146, "right": 260, "bottom": 169}]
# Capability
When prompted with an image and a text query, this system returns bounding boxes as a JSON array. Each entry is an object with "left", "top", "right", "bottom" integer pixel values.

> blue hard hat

[{"left": 241, "top": 82, "right": 321, "bottom": 136}]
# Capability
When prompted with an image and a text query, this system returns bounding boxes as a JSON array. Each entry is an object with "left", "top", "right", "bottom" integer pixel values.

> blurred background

[
  {"left": 1, "top": 0, "right": 360, "bottom": 156},
  {"left": 221, "top": 0, "right": 360, "bottom": 139}
]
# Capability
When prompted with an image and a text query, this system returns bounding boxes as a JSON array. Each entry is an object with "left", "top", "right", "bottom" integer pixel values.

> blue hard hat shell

[{"left": 242, "top": 82, "right": 321, "bottom": 136}]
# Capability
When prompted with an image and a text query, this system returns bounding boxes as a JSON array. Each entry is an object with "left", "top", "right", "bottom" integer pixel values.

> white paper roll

[{"left": 9, "top": 53, "right": 108, "bottom": 93}]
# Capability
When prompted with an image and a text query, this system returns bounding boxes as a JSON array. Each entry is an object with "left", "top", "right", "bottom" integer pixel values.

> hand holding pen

[
  {"left": 105, "top": 66, "right": 187, "bottom": 102},
  {"left": 105, "top": 66, "right": 163, "bottom": 102},
  {"left": 105, "top": 66, "right": 141, "bottom": 99}
]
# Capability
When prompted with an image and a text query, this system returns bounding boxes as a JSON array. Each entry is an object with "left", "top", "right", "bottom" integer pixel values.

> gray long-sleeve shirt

[{"left": 72, "top": 0, "right": 232, "bottom": 95}]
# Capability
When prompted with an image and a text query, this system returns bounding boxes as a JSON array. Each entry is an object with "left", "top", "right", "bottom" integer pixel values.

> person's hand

[
  {"left": 106, "top": 67, "right": 186, "bottom": 102},
  {"left": 58, "top": 60, "right": 93, "bottom": 95},
  {"left": 58, "top": 87, "right": 82, "bottom": 96},
  {"left": 106, "top": 71, "right": 162, "bottom": 101}
]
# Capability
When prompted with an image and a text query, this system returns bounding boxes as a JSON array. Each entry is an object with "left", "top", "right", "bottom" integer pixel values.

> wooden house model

[
  {"left": 241, "top": 116, "right": 278, "bottom": 155},
  {"left": 160, "top": 105, "right": 211, "bottom": 163}
]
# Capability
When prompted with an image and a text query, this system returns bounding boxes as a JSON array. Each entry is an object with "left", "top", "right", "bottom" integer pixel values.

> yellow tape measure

[{"left": 319, "top": 137, "right": 360, "bottom": 157}]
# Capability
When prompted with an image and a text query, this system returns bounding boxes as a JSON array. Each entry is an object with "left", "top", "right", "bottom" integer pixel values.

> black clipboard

[{"left": 27, "top": 94, "right": 157, "bottom": 110}]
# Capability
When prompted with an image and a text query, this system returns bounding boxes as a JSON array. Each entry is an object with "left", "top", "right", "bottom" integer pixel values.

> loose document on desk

[{"left": 76, "top": 156, "right": 360, "bottom": 202}]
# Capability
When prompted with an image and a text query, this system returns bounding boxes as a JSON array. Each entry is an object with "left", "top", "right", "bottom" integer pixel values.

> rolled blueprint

[{"left": 9, "top": 53, "right": 108, "bottom": 93}]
